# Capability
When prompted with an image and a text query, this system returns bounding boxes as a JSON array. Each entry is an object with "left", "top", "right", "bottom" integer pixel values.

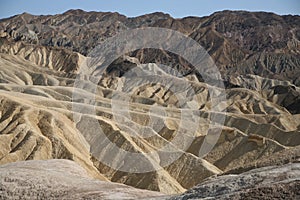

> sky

[{"left": 0, "top": 0, "right": 299, "bottom": 19}]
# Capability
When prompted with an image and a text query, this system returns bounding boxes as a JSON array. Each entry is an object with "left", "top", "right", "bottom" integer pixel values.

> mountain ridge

[{"left": 1, "top": 9, "right": 299, "bottom": 86}]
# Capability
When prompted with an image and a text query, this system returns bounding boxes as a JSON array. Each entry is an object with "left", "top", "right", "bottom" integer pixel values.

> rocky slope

[
  {"left": 0, "top": 9, "right": 299, "bottom": 197},
  {"left": 0, "top": 10, "right": 299, "bottom": 85},
  {"left": 0, "top": 159, "right": 166, "bottom": 200},
  {"left": 1, "top": 160, "right": 298, "bottom": 200},
  {"left": 170, "top": 163, "right": 300, "bottom": 200}
]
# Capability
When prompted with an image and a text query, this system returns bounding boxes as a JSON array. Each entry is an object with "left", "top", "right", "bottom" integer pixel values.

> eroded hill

[{"left": 0, "top": 10, "right": 299, "bottom": 196}]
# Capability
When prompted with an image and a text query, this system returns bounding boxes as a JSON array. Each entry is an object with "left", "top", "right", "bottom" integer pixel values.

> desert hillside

[{"left": 0, "top": 10, "right": 299, "bottom": 197}]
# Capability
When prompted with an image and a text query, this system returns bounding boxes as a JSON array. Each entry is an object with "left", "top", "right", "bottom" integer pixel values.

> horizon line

[{"left": 1, "top": 8, "right": 299, "bottom": 21}]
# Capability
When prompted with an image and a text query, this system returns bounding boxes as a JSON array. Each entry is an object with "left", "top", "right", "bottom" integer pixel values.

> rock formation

[
  {"left": 0, "top": 159, "right": 166, "bottom": 200},
  {"left": 0, "top": 9, "right": 299, "bottom": 198},
  {"left": 170, "top": 163, "right": 300, "bottom": 199}
]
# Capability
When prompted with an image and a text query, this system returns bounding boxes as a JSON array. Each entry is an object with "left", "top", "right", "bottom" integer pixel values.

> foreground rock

[
  {"left": 0, "top": 159, "right": 166, "bottom": 200},
  {"left": 1, "top": 160, "right": 298, "bottom": 199},
  {"left": 170, "top": 163, "right": 300, "bottom": 200}
]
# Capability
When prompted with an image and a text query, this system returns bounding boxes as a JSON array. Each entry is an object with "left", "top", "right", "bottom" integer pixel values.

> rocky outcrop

[
  {"left": 170, "top": 163, "right": 300, "bottom": 200},
  {"left": 1, "top": 160, "right": 299, "bottom": 199},
  {"left": 0, "top": 38, "right": 83, "bottom": 73},
  {"left": 0, "top": 159, "right": 166, "bottom": 200}
]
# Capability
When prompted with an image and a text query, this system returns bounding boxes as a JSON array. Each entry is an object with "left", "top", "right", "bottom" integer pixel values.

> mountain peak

[{"left": 63, "top": 9, "right": 86, "bottom": 15}]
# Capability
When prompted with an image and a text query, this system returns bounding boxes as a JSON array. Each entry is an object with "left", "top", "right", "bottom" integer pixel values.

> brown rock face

[
  {"left": 0, "top": 10, "right": 299, "bottom": 197},
  {"left": 1, "top": 10, "right": 299, "bottom": 85}
]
